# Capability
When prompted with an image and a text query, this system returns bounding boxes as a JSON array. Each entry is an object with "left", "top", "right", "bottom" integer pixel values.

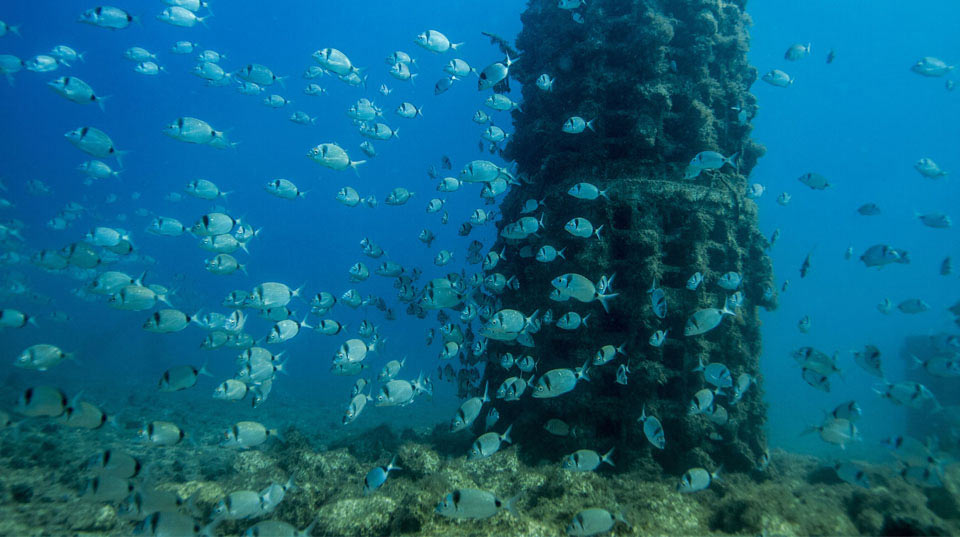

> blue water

[
  {"left": 0, "top": 0, "right": 957, "bottom": 487},
  {"left": 748, "top": 0, "right": 960, "bottom": 458}
]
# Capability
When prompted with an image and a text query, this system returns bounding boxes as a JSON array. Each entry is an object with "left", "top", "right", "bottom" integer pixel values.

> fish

[
  {"left": 800, "top": 251, "right": 813, "bottom": 278},
  {"left": 897, "top": 298, "right": 929, "bottom": 314},
  {"left": 138, "top": 421, "right": 185, "bottom": 446},
  {"left": 561, "top": 448, "right": 615, "bottom": 472},
  {"left": 78, "top": 6, "right": 137, "bottom": 29},
  {"left": 647, "top": 279, "right": 667, "bottom": 318},
  {"left": 638, "top": 405, "right": 666, "bottom": 449},
  {"left": 0, "top": 309, "right": 38, "bottom": 328},
  {"left": 467, "top": 424, "right": 513, "bottom": 460},
  {"left": 14, "top": 344, "right": 74, "bottom": 370},
  {"left": 615, "top": 364, "right": 630, "bottom": 385},
  {"left": 690, "top": 150, "right": 738, "bottom": 171},
  {"left": 762, "top": 69, "right": 794, "bottom": 87},
  {"left": 689, "top": 388, "right": 714, "bottom": 416},
  {"left": 874, "top": 381, "right": 940, "bottom": 410},
  {"left": 220, "top": 421, "right": 282, "bottom": 449},
  {"left": 784, "top": 42, "right": 811, "bottom": 61},
  {"left": 568, "top": 182, "right": 608, "bottom": 201},
  {"left": 450, "top": 382, "right": 490, "bottom": 432},
  {"left": 915, "top": 158, "right": 948, "bottom": 178},
  {"left": 798, "top": 172, "right": 830, "bottom": 190},
  {"left": 564, "top": 217, "right": 603, "bottom": 240},
  {"left": 157, "top": 6, "right": 208, "bottom": 27},
  {"left": 911, "top": 56, "right": 954, "bottom": 77},
  {"left": 684, "top": 305, "right": 734, "bottom": 336},
  {"left": 65, "top": 126, "right": 125, "bottom": 164},
  {"left": 308, "top": 143, "right": 366, "bottom": 173},
  {"left": 649, "top": 330, "right": 667, "bottom": 347},
  {"left": 477, "top": 54, "right": 515, "bottom": 91},
  {"left": 677, "top": 467, "right": 721, "bottom": 493},
  {"left": 342, "top": 392, "right": 371, "bottom": 425},
  {"left": 213, "top": 379, "right": 249, "bottom": 402},
  {"left": 363, "top": 455, "right": 401, "bottom": 494},
  {"left": 802, "top": 418, "right": 859, "bottom": 448},
  {"left": 415, "top": 30, "right": 462, "bottom": 54},
  {"left": 562, "top": 116, "right": 595, "bottom": 134},
  {"left": 0, "top": 20, "right": 20, "bottom": 37},
  {"left": 860, "top": 244, "right": 909, "bottom": 268},
  {"left": 746, "top": 183, "right": 764, "bottom": 198},
  {"left": 856, "top": 203, "right": 881, "bottom": 216},
  {"left": 532, "top": 361, "right": 590, "bottom": 398},
  {"left": 797, "top": 315, "right": 811, "bottom": 334},
  {"left": 693, "top": 357, "right": 733, "bottom": 392},
  {"left": 536, "top": 73, "right": 554, "bottom": 91},
  {"left": 852, "top": 345, "right": 883, "bottom": 377},
  {"left": 916, "top": 212, "right": 952, "bottom": 229},
  {"left": 48, "top": 76, "right": 107, "bottom": 109},
  {"left": 543, "top": 418, "right": 576, "bottom": 437},
  {"left": 686, "top": 272, "right": 703, "bottom": 290},
  {"left": 567, "top": 508, "right": 630, "bottom": 537},
  {"left": 435, "top": 489, "right": 517, "bottom": 520},
  {"left": 158, "top": 364, "right": 211, "bottom": 392},
  {"left": 134, "top": 511, "right": 218, "bottom": 536},
  {"left": 434, "top": 76, "right": 458, "bottom": 95},
  {"left": 593, "top": 343, "right": 626, "bottom": 366},
  {"left": 829, "top": 400, "right": 862, "bottom": 422}
]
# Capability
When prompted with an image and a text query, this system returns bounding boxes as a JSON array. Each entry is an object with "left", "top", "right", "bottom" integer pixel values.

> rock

[
  {"left": 232, "top": 450, "right": 276, "bottom": 474},
  {"left": 315, "top": 496, "right": 397, "bottom": 537}
]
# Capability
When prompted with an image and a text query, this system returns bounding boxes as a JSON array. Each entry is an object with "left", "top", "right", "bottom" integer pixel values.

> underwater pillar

[{"left": 487, "top": 0, "right": 774, "bottom": 474}]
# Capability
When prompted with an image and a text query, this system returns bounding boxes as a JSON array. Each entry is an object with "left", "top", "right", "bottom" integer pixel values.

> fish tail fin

[
  {"left": 594, "top": 224, "right": 604, "bottom": 241},
  {"left": 26, "top": 315, "right": 38, "bottom": 328},
  {"left": 578, "top": 359, "right": 591, "bottom": 382},
  {"left": 113, "top": 150, "right": 129, "bottom": 168},
  {"left": 238, "top": 263, "right": 248, "bottom": 276},
  {"left": 692, "top": 356, "right": 706, "bottom": 372},
  {"left": 712, "top": 465, "right": 724, "bottom": 482},
  {"left": 501, "top": 423, "right": 513, "bottom": 444},
  {"left": 603, "top": 447, "right": 615, "bottom": 467},
  {"left": 597, "top": 292, "right": 618, "bottom": 313},
  {"left": 270, "top": 428, "right": 285, "bottom": 443},
  {"left": 581, "top": 313, "right": 591, "bottom": 327},
  {"left": 451, "top": 42, "right": 464, "bottom": 51},
  {"left": 198, "top": 361, "right": 213, "bottom": 377},
  {"left": 417, "top": 105, "right": 424, "bottom": 117},
  {"left": 799, "top": 424, "right": 818, "bottom": 437},
  {"left": 505, "top": 493, "right": 522, "bottom": 517},
  {"left": 350, "top": 160, "right": 367, "bottom": 176},
  {"left": 387, "top": 455, "right": 401, "bottom": 472},
  {"left": 393, "top": 128, "right": 400, "bottom": 139},
  {"left": 557, "top": 247, "right": 566, "bottom": 259},
  {"left": 9, "top": 25, "right": 20, "bottom": 37},
  {"left": 586, "top": 118, "right": 596, "bottom": 132},
  {"left": 95, "top": 94, "right": 111, "bottom": 112},
  {"left": 727, "top": 151, "right": 740, "bottom": 173}
]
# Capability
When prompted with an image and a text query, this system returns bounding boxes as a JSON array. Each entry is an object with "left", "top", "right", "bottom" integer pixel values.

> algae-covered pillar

[{"left": 488, "top": 0, "right": 774, "bottom": 474}]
